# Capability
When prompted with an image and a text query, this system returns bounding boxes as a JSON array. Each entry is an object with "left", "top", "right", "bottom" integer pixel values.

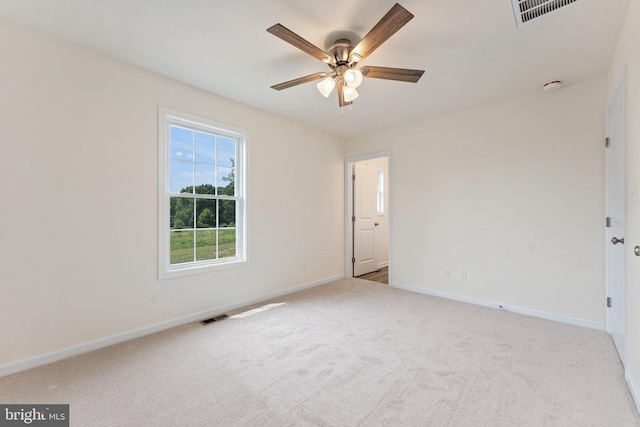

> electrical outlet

[
  {"left": 458, "top": 269, "right": 467, "bottom": 280},
  {"left": 443, "top": 267, "right": 451, "bottom": 277}
]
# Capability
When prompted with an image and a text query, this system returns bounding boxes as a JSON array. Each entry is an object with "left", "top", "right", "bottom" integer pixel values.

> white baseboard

[
  {"left": 377, "top": 262, "right": 389, "bottom": 269},
  {"left": 391, "top": 283, "right": 606, "bottom": 331},
  {"left": 0, "top": 273, "right": 344, "bottom": 378},
  {"left": 627, "top": 370, "right": 640, "bottom": 415}
]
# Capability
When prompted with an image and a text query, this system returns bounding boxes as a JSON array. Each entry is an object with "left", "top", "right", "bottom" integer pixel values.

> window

[
  {"left": 159, "top": 108, "right": 247, "bottom": 278},
  {"left": 376, "top": 169, "right": 384, "bottom": 214}
]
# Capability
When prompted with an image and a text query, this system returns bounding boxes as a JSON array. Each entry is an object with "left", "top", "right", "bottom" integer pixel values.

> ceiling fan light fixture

[
  {"left": 268, "top": 3, "right": 425, "bottom": 111},
  {"left": 343, "top": 86, "right": 359, "bottom": 103},
  {"left": 344, "top": 69, "right": 363, "bottom": 88},
  {"left": 317, "top": 76, "right": 336, "bottom": 97}
]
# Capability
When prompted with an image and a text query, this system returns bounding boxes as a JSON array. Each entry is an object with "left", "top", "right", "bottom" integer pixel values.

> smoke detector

[{"left": 543, "top": 80, "right": 562, "bottom": 91}]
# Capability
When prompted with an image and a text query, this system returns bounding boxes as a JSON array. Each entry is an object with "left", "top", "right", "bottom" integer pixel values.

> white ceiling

[{"left": 0, "top": 0, "right": 631, "bottom": 139}]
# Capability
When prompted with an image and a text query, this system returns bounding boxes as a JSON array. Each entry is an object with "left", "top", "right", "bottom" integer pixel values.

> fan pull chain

[{"left": 340, "top": 104, "right": 354, "bottom": 117}]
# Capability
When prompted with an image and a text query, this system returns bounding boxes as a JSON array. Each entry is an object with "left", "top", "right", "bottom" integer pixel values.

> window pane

[
  {"left": 170, "top": 160, "right": 193, "bottom": 194},
  {"left": 162, "top": 111, "right": 245, "bottom": 277},
  {"left": 196, "top": 199, "right": 217, "bottom": 228},
  {"left": 170, "top": 230, "right": 194, "bottom": 264},
  {"left": 170, "top": 126, "right": 193, "bottom": 161},
  {"left": 170, "top": 197, "right": 194, "bottom": 229},
  {"left": 194, "top": 164, "right": 215, "bottom": 195},
  {"left": 217, "top": 137, "right": 235, "bottom": 167},
  {"left": 218, "top": 229, "right": 236, "bottom": 259},
  {"left": 196, "top": 230, "right": 217, "bottom": 261},
  {"left": 218, "top": 199, "right": 236, "bottom": 227},
  {"left": 217, "top": 167, "right": 235, "bottom": 196},
  {"left": 377, "top": 170, "right": 384, "bottom": 214},
  {"left": 195, "top": 131, "right": 215, "bottom": 165}
]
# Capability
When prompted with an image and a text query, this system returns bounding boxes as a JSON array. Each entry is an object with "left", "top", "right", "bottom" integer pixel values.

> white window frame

[
  {"left": 376, "top": 168, "right": 384, "bottom": 215},
  {"left": 158, "top": 107, "right": 248, "bottom": 279}
]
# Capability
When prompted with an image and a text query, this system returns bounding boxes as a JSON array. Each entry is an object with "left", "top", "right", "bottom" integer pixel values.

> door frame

[
  {"left": 605, "top": 67, "right": 628, "bottom": 367},
  {"left": 345, "top": 151, "right": 392, "bottom": 282}
]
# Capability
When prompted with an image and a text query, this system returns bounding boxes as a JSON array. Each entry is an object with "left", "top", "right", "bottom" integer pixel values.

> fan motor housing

[{"left": 328, "top": 39, "right": 353, "bottom": 65}]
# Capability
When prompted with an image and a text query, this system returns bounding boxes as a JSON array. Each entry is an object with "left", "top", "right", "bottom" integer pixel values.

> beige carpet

[{"left": 1, "top": 278, "right": 639, "bottom": 426}]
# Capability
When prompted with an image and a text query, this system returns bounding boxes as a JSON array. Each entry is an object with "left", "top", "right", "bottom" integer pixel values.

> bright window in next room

[
  {"left": 159, "top": 108, "right": 247, "bottom": 279},
  {"left": 377, "top": 169, "right": 384, "bottom": 214}
]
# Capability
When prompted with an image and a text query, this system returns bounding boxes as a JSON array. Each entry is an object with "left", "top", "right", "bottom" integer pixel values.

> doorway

[
  {"left": 345, "top": 152, "right": 390, "bottom": 283},
  {"left": 605, "top": 68, "right": 628, "bottom": 367}
]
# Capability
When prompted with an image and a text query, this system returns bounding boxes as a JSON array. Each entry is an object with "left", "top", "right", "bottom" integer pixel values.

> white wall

[
  {"left": 607, "top": 0, "right": 640, "bottom": 407},
  {"left": 346, "top": 78, "right": 606, "bottom": 323},
  {"left": 0, "top": 21, "right": 345, "bottom": 368}
]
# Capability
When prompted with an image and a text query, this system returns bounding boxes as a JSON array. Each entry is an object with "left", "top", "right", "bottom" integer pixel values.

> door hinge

[
  {"left": 352, "top": 257, "right": 356, "bottom": 264},
  {"left": 605, "top": 137, "right": 611, "bottom": 148},
  {"left": 607, "top": 297, "right": 612, "bottom": 308},
  {"left": 352, "top": 216, "right": 356, "bottom": 222},
  {"left": 352, "top": 174, "right": 356, "bottom": 180},
  {"left": 606, "top": 217, "right": 612, "bottom": 228}
]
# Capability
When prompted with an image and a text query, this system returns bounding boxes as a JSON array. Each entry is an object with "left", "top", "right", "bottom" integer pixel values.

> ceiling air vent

[{"left": 511, "top": 0, "right": 582, "bottom": 27}]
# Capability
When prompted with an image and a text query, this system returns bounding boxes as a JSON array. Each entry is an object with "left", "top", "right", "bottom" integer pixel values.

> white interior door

[
  {"left": 353, "top": 163, "right": 378, "bottom": 276},
  {"left": 605, "top": 73, "right": 627, "bottom": 367}
]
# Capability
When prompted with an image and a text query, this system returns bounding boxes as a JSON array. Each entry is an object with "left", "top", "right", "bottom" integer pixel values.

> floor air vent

[
  {"left": 199, "top": 314, "right": 228, "bottom": 325},
  {"left": 511, "top": 0, "right": 582, "bottom": 26}
]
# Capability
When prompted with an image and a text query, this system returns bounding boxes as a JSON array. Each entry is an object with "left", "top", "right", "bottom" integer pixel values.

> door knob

[
  {"left": 374, "top": 222, "right": 379, "bottom": 226},
  {"left": 611, "top": 237, "right": 625, "bottom": 245}
]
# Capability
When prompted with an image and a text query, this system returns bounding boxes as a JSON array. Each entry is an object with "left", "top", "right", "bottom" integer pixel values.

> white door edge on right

[{"left": 605, "top": 69, "right": 628, "bottom": 368}]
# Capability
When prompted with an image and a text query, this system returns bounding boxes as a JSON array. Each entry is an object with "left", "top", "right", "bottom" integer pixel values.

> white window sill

[{"left": 159, "top": 258, "right": 248, "bottom": 280}]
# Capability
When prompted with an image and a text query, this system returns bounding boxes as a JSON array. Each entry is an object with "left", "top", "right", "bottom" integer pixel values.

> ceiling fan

[{"left": 267, "top": 3, "right": 425, "bottom": 109}]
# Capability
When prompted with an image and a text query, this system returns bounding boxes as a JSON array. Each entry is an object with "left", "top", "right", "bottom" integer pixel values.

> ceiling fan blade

[
  {"left": 267, "top": 24, "right": 333, "bottom": 63},
  {"left": 350, "top": 3, "right": 414, "bottom": 62},
  {"left": 270, "top": 72, "right": 330, "bottom": 91},
  {"left": 336, "top": 83, "right": 352, "bottom": 107},
  {"left": 360, "top": 66, "right": 424, "bottom": 83}
]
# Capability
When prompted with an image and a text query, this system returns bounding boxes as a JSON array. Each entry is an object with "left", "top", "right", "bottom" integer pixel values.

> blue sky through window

[
  {"left": 170, "top": 126, "right": 236, "bottom": 194},
  {"left": 217, "top": 137, "right": 235, "bottom": 167}
]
